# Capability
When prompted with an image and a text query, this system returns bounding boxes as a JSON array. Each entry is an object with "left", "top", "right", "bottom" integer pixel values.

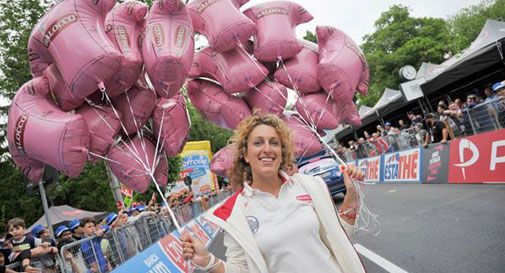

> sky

[{"left": 242, "top": 0, "right": 485, "bottom": 44}]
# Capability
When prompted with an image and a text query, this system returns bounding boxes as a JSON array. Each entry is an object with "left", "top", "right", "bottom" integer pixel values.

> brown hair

[
  {"left": 227, "top": 112, "right": 294, "bottom": 190},
  {"left": 79, "top": 217, "right": 96, "bottom": 227},
  {"left": 7, "top": 218, "right": 26, "bottom": 230}
]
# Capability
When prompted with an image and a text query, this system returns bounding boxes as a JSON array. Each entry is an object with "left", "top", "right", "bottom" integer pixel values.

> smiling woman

[{"left": 181, "top": 112, "right": 366, "bottom": 273}]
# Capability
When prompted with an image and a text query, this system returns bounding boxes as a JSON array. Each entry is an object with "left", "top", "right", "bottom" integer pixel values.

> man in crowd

[
  {"left": 425, "top": 113, "right": 450, "bottom": 144},
  {"left": 407, "top": 111, "right": 423, "bottom": 126},
  {"left": 414, "top": 123, "right": 430, "bottom": 148}
]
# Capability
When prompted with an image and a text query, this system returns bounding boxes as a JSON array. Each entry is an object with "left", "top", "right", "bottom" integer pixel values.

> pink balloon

[
  {"left": 112, "top": 83, "right": 157, "bottom": 135},
  {"left": 245, "top": 81, "right": 287, "bottom": 115},
  {"left": 244, "top": 1, "right": 313, "bottom": 62},
  {"left": 75, "top": 104, "right": 122, "bottom": 161},
  {"left": 154, "top": 154, "right": 169, "bottom": 187},
  {"left": 104, "top": 1, "right": 148, "bottom": 97},
  {"left": 152, "top": 94, "right": 191, "bottom": 157},
  {"left": 188, "top": 0, "right": 256, "bottom": 53},
  {"left": 187, "top": 79, "right": 252, "bottom": 129},
  {"left": 107, "top": 136, "right": 157, "bottom": 193},
  {"left": 326, "top": 98, "right": 361, "bottom": 127},
  {"left": 11, "top": 157, "right": 45, "bottom": 183},
  {"left": 211, "top": 144, "right": 235, "bottom": 178},
  {"left": 274, "top": 39, "right": 320, "bottom": 94},
  {"left": 7, "top": 78, "right": 89, "bottom": 178},
  {"left": 142, "top": 0, "right": 195, "bottom": 99},
  {"left": 43, "top": 64, "right": 84, "bottom": 111},
  {"left": 28, "top": 0, "right": 123, "bottom": 98},
  {"left": 283, "top": 115, "right": 322, "bottom": 158},
  {"left": 295, "top": 91, "right": 340, "bottom": 131},
  {"left": 317, "top": 26, "right": 369, "bottom": 102},
  {"left": 189, "top": 46, "right": 268, "bottom": 94}
]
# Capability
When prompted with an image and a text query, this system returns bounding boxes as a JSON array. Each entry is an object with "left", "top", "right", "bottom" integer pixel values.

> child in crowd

[
  {"left": 6, "top": 218, "right": 57, "bottom": 272},
  {"left": 79, "top": 217, "right": 111, "bottom": 273}
]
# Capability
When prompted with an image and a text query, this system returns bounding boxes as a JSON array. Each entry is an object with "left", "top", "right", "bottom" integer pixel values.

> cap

[
  {"left": 55, "top": 225, "right": 70, "bottom": 237},
  {"left": 69, "top": 219, "right": 80, "bottom": 231},
  {"left": 102, "top": 225, "right": 111, "bottom": 233},
  {"left": 31, "top": 224, "right": 45, "bottom": 238},
  {"left": 425, "top": 113, "right": 435, "bottom": 119},
  {"left": 137, "top": 205, "right": 146, "bottom": 212},
  {"left": 385, "top": 122, "right": 392, "bottom": 126},
  {"left": 128, "top": 206, "right": 140, "bottom": 214},
  {"left": 407, "top": 111, "right": 414, "bottom": 115},
  {"left": 105, "top": 213, "right": 118, "bottom": 226},
  {"left": 492, "top": 81, "right": 505, "bottom": 91}
]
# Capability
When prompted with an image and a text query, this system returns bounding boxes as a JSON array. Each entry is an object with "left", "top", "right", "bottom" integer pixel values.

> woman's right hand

[{"left": 180, "top": 231, "right": 210, "bottom": 267}]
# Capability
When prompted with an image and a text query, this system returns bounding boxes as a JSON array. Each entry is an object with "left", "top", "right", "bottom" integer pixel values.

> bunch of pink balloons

[{"left": 7, "top": 0, "right": 369, "bottom": 189}]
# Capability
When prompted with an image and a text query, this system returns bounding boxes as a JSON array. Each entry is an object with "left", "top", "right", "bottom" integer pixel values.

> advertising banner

[
  {"left": 185, "top": 220, "right": 211, "bottom": 248},
  {"left": 112, "top": 231, "right": 189, "bottom": 273},
  {"left": 383, "top": 148, "right": 422, "bottom": 183},
  {"left": 196, "top": 214, "right": 220, "bottom": 238},
  {"left": 180, "top": 141, "right": 219, "bottom": 197},
  {"left": 357, "top": 155, "right": 382, "bottom": 182},
  {"left": 422, "top": 143, "right": 450, "bottom": 183},
  {"left": 448, "top": 129, "right": 505, "bottom": 183}
]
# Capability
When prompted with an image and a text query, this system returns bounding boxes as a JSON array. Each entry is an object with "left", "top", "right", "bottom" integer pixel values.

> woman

[{"left": 181, "top": 113, "right": 366, "bottom": 273}]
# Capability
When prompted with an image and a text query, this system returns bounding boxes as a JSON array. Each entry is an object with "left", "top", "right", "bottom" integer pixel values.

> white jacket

[{"left": 204, "top": 172, "right": 366, "bottom": 273}]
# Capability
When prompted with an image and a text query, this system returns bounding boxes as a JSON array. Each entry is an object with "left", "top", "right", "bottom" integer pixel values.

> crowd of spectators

[
  {"left": 0, "top": 186, "right": 232, "bottom": 273},
  {"left": 335, "top": 80, "right": 505, "bottom": 161}
]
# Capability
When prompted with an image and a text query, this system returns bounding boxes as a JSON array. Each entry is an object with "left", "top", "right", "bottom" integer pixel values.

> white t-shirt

[{"left": 242, "top": 181, "right": 343, "bottom": 273}]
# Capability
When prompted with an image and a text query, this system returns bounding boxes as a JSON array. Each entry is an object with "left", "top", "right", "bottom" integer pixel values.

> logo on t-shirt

[
  {"left": 246, "top": 216, "right": 259, "bottom": 235},
  {"left": 296, "top": 194, "right": 312, "bottom": 202}
]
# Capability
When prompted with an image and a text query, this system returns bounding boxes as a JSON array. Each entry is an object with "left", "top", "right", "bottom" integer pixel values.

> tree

[
  {"left": 303, "top": 30, "right": 317, "bottom": 43},
  {"left": 447, "top": 0, "right": 505, "bottom": 52},
  {"left": 359, "top": 5, "right": 454, "bottom": 106}
]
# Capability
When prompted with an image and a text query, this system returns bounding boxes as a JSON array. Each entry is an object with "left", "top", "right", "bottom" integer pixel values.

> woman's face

[{"left": 244, "top": 125, "right": 282, "bottom": 180}]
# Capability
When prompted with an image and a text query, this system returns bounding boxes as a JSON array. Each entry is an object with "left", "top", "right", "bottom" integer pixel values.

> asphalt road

[{"left": 203, "top": 183, "right": 505, "bottom": 273}]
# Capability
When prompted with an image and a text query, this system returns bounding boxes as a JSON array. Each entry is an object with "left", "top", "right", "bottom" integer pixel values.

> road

[{"left": 203, "top": 183, "right": 505, "bottom": 273}]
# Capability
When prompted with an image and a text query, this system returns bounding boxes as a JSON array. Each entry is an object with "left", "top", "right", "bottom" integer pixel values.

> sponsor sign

[
  {"left": 448, "top": 129, "right": 505, "bottom": 183},
  {"left": 422, "top": 143, "right": 450, "bottom": 183},
  {"left": 180, "top": 141, "right": 219, "bottom": 197},
  {"left": 112, "top": 218, "right": 221, "bottom": 273},
  {"left": 196, "top": 215, "right": 219, "bottom": 238},
  {"left": 383, "top": 148, "right": 422, "bottom": 182},
  {"left": 357, "top": 156, "right": 381, "bottom": 182},
  {"left": 185, "top": 220, "right": 211, "bottom": 247}
]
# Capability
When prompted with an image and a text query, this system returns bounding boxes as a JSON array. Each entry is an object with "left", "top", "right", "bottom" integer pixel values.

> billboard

[
  {"left": 422, "top": 143, "right": 450, "bottom": 183},
  {"left": 448, "top": 129, "right": 505, "bottom": 183},
  {"left": 357, "top": 156, "right": 381, "bottom": 182},
  {"left": 383, "top": 148, "right": 422, "bottom": 182}
]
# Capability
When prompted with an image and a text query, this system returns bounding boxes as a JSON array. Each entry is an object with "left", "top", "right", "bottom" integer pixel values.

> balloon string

[{"left": 149, "top": 172, "right": 182, "bottom": 232}]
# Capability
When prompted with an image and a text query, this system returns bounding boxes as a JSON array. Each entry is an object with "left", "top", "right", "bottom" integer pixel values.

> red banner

[{"left": 448, "top": 129, "right": 505, "bottom": 183}]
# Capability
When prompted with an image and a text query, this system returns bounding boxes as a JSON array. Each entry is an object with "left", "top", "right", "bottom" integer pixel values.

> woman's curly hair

[{"left": 227, "top": 112, "right": 294, "bottom": 190}]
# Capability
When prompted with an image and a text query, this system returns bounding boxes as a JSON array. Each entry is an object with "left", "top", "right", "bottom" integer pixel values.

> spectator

[
  {"left": 398, "top": 119, "right": 409, "bottom": 131},
  {"left": 485, "top": 85, "right": 499, "bottom": 103},
  {"left": 369, "top": 133, "right": 389, "bottom": 154},
  {"left": 425, "top": 113, "right": 450, "bottom": 144},
  {"left": 437, "top": 104, "right": 458, "bottom": 139},
  {"left": 395, "top": 128, "right": 411, "bottom": 150},
  {"left": 376, "top": 125, "right": 387, "bottom": 138},
  {"left": 6, "top": 218, "right": 56, "bottom": 272},
  {"left": 384, "top": 122, "right": 394, "bottom": 134},
  {"left": 1, "top": 247, "right": 39, "bottom": 273},
  {"left": 54, "top": 226, "right": 72, "bottom": 241},
  {"left": 463, "top": 94, "right": 496, "bottom": 134},
  {"left": 407, "top": 111, "right": 422, "bottom": 126},
  {"left": 57, "top": 238, "right": 86, "bottom": 273},
  {"left": 80, "top": 217, "right": 110, "bottom": 273},
  {"left": 414, "top": 123, "right": 430, "bottom": 148},
  {"left": 69, "top": 219, "right": 84, "bottom": 241},
  {"left": 31, "top": 225, "right": 55, "bottom": 247},
  {"left": 355, "top": 138, "right": 368, "bottom": 159}
]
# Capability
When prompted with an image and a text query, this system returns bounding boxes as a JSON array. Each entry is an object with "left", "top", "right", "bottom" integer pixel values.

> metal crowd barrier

[
  {"left": 462, "top": 97, "right": 505, "bottom": 136},
  {"left": 55, "top": 190, "right": 232, "bottom": 273}
]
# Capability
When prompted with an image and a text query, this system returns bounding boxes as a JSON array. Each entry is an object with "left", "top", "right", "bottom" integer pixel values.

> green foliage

[
  {"left": 359, "top": 5, "right": 454, "bottom": 106},
  {"left": 186, "top": 100, "right": 233, "bottom": 153},
  {"left": 303, "top": 30, "right": 317, "bottom": 43},
  {"left": 46, "top": 163, "right": 116, "bottom": 213},
  {"left": 0, "top": 161, "right": 43, "bottom": 233},
  {"left": 447, "top": 0, "right": 505, "bottom": 52}
]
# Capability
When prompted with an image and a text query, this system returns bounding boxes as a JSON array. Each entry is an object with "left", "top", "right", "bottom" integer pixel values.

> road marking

[{"left": 354, "top": 244, "right": 409, "bottom": 273}]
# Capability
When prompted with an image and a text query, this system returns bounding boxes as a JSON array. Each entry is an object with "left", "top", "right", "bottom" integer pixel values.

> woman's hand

[
  {"left": 180, "top": 231, "right": 210, "bottom": 267},
  {"left": 339, "top": 165, "right": 364, "bottom": 225}
]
